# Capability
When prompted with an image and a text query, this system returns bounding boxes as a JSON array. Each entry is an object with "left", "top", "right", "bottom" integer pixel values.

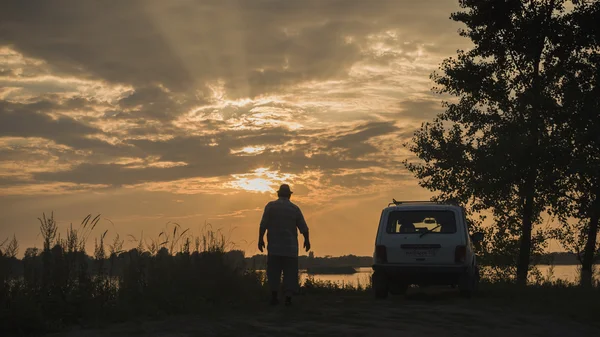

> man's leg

[
  {"left": 266, "top": 254, "right": 283, "bottom": 305},
  {"left": 282, "top": 256, "right": 299, "bottom": 305}
]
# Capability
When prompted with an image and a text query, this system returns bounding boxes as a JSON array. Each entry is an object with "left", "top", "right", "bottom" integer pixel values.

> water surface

[{"left": 298, "top": 265, "right": 596, "bottom": 286}]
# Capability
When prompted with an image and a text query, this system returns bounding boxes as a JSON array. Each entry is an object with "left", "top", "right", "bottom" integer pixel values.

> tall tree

[
  {"left": 550, "top": 0, "right": 600, "bottom": 287},
  {"left": 405, "top": 0, "right": 568, "bottom": 284}
]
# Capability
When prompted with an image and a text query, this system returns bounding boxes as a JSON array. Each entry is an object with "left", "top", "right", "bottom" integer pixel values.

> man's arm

[
  {"left": 302, "top": 230, "right": 310, "bottom": 252},
  {"left": 296, "top": 208, "right": 310, "bottom": 252},
  {"left": 258, "top": 228, "right": 267, "bottom": 252},
  {"left": 258, "top": 204, "right": 270, "bottom": 252}
]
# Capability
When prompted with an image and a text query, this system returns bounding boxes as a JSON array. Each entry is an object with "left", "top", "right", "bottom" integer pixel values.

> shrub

[{"left": 0, "top": 215, "right": 266, "bottom": 334}]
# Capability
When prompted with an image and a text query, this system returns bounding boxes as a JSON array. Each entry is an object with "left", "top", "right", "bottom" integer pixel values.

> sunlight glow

[
  {"left": 228, "top": 168, "right": 297, "bottom": 193},
  {"left": 231, "top": 146, "right": 266, "bottom": 155},
  {"left": 147, "top": 161, "right": 188, "bottom": 168},
  {"left": 230, "top": 178, "right": 274, "bottom": 193}
]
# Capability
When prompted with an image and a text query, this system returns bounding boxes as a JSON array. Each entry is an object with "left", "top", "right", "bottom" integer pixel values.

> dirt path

[{"left": 54, "top": 290, "right": 598, "bottom": 337}]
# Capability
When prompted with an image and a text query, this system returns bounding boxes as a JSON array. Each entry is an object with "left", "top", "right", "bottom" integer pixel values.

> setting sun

[
  {"left": 227, "top": 168, "right": 297, "bottom": 193},
  {"left": 230, "top": 177, "right": 274, "bottom": 193}
]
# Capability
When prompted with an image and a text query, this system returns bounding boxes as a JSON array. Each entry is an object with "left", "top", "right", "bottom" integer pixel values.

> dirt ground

[{"left": 52, "top": 288, "right": 598, "bottom": 337}]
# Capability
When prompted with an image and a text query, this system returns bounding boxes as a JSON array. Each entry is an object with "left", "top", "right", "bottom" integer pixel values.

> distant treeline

[
  {"left": 244, "top": 252, "right": 586, "bottom": 270},
  {"left": 245, "top": 254, "right": 374, "bottom": 270},
  {"left": 1, "top": 250, "right": 585, "bottom": 276},
  {"left": 1, "top": 247, "right": 247, "bottom": 279}
]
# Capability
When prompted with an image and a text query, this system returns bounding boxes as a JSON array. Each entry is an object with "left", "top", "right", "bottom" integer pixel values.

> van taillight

[
  {"left": 455, "top": 245, "right": 466, "bottom": 263},
  {"left": 376, "top": 245, "right": 387, "bottom": 263}
]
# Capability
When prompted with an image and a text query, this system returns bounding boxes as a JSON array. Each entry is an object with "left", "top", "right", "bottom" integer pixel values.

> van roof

[{"left": 384, "top": 200, "right": 463, "bottom": 211}]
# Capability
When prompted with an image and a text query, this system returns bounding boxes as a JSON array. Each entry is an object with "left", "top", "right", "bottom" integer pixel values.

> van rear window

[{"left": 386, "top": 210, "right": 457, "bottom": 234}]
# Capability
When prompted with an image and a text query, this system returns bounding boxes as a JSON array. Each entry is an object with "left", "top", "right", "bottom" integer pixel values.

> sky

[{"left": 0, "top": 0, "right": 492, "bottom": 257}]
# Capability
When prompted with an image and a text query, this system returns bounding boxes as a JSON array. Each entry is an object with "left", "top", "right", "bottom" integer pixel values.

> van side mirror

[{"left": 471, "top": 232, "right": 484, "bottom": 243}]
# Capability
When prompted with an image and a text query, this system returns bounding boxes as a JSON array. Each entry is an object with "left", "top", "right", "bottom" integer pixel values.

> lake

[{"left": 297, "top": 265, "right": 596, "bottom": 285}]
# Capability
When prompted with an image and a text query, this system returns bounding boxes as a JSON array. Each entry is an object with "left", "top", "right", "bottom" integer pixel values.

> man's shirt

[{"left": 259, "top": 198, "right": 309, "bottom": 257}]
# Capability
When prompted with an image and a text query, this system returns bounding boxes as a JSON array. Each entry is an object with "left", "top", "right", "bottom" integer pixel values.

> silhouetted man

[{"left": 258, "top": 184, "right": 310, "bottom": 306}]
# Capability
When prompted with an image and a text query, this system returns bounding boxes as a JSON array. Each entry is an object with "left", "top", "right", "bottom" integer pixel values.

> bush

[{"left": 0, "top": 215, "right": 266, "bottom": 335}]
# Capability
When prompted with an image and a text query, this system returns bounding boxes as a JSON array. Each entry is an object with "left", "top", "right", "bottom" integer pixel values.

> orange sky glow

[{"left": 0, "top": 1, "right": 566, "bottom": 256}]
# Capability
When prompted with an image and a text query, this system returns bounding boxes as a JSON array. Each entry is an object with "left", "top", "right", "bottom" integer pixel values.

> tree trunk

[
  {"left": 517, "top": 177, "right": 535, "bottom": 286},
  {"left": 580, "top": 188, "right": 600, "bottom": 287},
  {"left": 515, "top": 4, "right": 550, "bottom": 285}
]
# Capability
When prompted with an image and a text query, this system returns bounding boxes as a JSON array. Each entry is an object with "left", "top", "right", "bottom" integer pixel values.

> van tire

[
  {"left": 389, "top": 283, "right": 409, "bottom": 295},
  {"left": 472, "top": 266, "right": 480, "bottom": 292},
  {"left": 459, "top": 266, "right": 479, "bottom": 298},
  {"left": 372, "top": 272, "right": 389, "bottom": 299},
  {"left": 458, "top": 279, "right": 472, "bottom": 298}
]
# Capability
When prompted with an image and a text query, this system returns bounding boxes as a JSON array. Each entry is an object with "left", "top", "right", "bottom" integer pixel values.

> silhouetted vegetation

[
  {"left": 0, "top": 212, "right": 384, "bottom": 335},
  {"left": 0, "top": 213, "right": 265, "bottom": 335},
  {"left": 404, "top": 0, "right": 600, "bottom": 286},
  {"left": 0, "top": 211, "right": 599, "bottom": 335}
]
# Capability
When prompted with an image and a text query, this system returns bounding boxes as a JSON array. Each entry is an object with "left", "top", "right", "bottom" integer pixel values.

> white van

[{"left": 371, "top": 200, "right": 484, "bottom": 299}]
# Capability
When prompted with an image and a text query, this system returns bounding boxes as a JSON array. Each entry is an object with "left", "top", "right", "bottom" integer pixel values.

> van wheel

[
  {"left": 473, "top": 266, "right": 480, "bottom": 292},
  {"left": 372, "top": 272, "right": 389, "bottom": 299},
  {"left": 459, "top": 278, "right": 472, "bottom": 298},
  {"left": 389, "top": 283, "right": 409, "bottom": 295},
  {"left": 459, "top": 266, "right": 479, "bottom": 298}
]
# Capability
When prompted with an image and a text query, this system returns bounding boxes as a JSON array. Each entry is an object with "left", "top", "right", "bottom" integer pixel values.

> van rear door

[{"left": 379, "top": 208, "right": 464, "bottom": 265}]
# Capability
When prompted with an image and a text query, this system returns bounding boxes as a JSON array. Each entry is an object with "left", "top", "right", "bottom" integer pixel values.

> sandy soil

[{"left": 52, "top": 289, "right": 598, "bottom": 337}]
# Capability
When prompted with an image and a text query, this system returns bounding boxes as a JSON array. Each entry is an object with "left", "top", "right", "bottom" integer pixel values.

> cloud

[
  {"left": 0, "top": 181, "right": 110, "bottom": 196},
  {"left": 0, "top": 0, "right": 194, "bottom": 90},
  {"left": 0, "top": 0, "right": 465, "bottom": 96},
  {"left": 327, "top": 121, "right": 399, "bottom": 157},
  {"left": 0, "top": 0, "right": 470, "bottom": 199},
  {"left": 115, "top": 85, "right": 207, "bottom": 121},
  {"left": 29, "top": 121, "right": 402, "bottom": 187},
  {"left": 396, "top": 98, "right": 445, "bottom": 120},
  {"left": 0, "top": 100, "right": 96, "bottom": 144},
  {"left": 1, "top": 87, "right": 409, "bottom": 191},
  {"left": 0, "top": 100, "right": 136, "bottom": 158}
]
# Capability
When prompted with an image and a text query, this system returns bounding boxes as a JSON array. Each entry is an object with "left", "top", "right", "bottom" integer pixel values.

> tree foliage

[
  {"left": 405, "top": 0, "right": 573, "bottom": 284},
  {"left": 548, "top": 0, "right": 600, "bottom": 287}
]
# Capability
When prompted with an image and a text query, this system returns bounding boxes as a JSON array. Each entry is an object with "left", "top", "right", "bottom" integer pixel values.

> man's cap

[{"left": 277, "top": 184, "right": 293, "bottom": 194}]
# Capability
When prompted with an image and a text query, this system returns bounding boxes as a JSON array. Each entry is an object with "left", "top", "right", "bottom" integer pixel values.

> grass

[
  {"left": 474, "top": 280, "right": 600, "bottom": 325},
  {"left": 0, "top": 213, "right": 267, "bottom": 335},
  {"left": 1, "top": 212, "right": 599, "bottom": 336}
]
